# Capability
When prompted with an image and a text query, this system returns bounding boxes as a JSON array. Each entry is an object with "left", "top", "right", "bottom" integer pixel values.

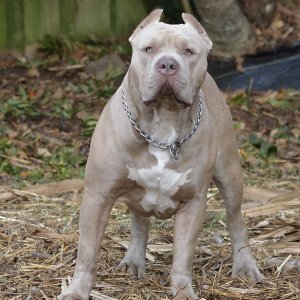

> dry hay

[{"left": 0, "top": 180, "right": 299, "bottom": 300}]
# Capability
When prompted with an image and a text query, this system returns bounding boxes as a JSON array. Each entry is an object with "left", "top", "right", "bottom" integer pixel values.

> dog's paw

[
  {"left": 117, "top": 241, "right": 146, "bottom": 279},
  {"left": 117, "top": 255, "right": 146, "bottom": 279},
  {"left": 232, "top": 250, "right": 263, "bottom": 282},
  {"left": 58, "top": 272, "right": 93, "bottom": 300},
  {"left": 170, "top": 274, "right": 198, "bottom": 300},
  {"left": 58, "top": 287, "right": 88, "bottom": 300}
]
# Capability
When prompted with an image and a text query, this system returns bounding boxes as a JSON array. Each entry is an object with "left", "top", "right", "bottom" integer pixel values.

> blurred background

[
  {"left": 0, "top": 1, "right": 300, "bottom": 300},
  {"left": 0, "top": 0, "right": 299, "bottom": 189},
  {"left": 1, "top": 0, "right": 300, "bottom": 89}
]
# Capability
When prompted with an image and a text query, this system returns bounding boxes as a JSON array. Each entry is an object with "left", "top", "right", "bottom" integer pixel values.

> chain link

[{"left": 121, "top": 88, "right": 203, "bottom": 159}]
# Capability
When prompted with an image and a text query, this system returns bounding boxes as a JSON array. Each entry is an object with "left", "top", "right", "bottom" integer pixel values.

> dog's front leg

[
  {"left": 170, "top": 195, "right": 207, "bottom": 300},
  {"left": 118, "top": 211, "right": 150, "bottom": 278},
  {"left": 214, "top": 167, "right": 263, "bottom": 282},
  {"left": 59, "top": 188, "right": 114, "bottom": 300}
]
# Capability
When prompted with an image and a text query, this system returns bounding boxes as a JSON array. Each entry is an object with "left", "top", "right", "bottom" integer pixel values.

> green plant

[
  {"left": 205, "top": 212, "right": 226, "bottom": 230},
  {"left": 50, "top": 99, "right": 75, "bottom": 119},
  {"left": 82, "top": 118, "right": 98, "bottom": 137},
  {"left": 228, "top": 93, "right": 249, "bottom": 106},
  {"left": 267, "top": 98, "right": 292, "bottom": 109},
  {"left": 248, "top": 134, "right": 277, "bottom": 158},
  {"left": 47, "top": 147, "right": 85, "bottom": 179},
  {"left": 40, "top": 35, "right": 72, "bottom": 58},
  {"left": 0, "top": 87, "right": 40, "bottom": 118}
]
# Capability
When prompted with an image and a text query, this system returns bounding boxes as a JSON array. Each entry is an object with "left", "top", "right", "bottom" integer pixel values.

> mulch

[{"left": 0, "top": 180, "right": 299, "bottom": 299}]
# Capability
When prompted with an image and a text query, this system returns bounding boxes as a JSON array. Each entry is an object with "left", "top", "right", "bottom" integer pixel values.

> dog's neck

[{"left": 123, "top": 76, "right": 198, "bottom": 144}]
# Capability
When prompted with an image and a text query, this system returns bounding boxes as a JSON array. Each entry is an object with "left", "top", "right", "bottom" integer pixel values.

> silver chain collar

[{"left": 121, "top": 88, "right": 203, "bottom": 160}]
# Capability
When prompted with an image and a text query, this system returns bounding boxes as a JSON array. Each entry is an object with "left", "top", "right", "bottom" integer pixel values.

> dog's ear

[
  {"left": 182, "top": 13, "right": 212, "bottom": 51},
  {"left": 129, "top": 9, "right": 163, "bottom": 43}
]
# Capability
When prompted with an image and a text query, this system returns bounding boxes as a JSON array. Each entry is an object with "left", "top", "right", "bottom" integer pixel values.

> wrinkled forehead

[{"left": 132, "top": 22, "right": 204, "bottom": 50}]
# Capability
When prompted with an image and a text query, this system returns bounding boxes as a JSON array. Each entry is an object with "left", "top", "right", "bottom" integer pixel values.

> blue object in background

[{"left": 208, "top": 43, "right": 300, "bottom": 91}]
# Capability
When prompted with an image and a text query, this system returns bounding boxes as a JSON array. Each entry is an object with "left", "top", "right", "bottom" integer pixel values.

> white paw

[
  {"left": 118, "top": 255, "right": 145, "bottom": 278},
  {"left": 117, "top": 241, "right": 146, "bottom": 279},
  {"left": 58, "top": 286, "right": 89, "bottom": 300},
  {"left": 232, "top": 249, "right": 263, "bottom": 282},
  {"left": 58, "top": 273, "right": 93, "bottom": 300},
  {"left": 171, "top": 274, "right": 198, "bottom": 300}
]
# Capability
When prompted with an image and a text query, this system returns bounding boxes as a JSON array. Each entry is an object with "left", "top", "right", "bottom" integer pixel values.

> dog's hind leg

[{"left": 118, "top": 211, "right": 150, "bottom": 278}]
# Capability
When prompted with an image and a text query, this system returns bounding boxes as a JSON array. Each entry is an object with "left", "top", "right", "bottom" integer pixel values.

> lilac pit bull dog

[{"left": 59, "top": 10, "right": 262, "bottom": 300}]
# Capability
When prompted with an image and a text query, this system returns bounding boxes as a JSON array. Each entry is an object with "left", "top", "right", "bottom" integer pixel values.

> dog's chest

[{"left": 127, "top": 146, "right": 192, "bottom": 214}]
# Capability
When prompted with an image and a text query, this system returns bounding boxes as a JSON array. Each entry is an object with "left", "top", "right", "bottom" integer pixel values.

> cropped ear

[
  {"left": 129, "top": 9, "right": 163, "bottom": 43},
  {"left": 182, "top": 13, "right": 212, "bottom": 51}
]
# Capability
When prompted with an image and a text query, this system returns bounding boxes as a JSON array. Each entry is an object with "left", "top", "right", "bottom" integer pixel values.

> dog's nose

[{"left": 156, "top": 56, "right": 178, "bottom": 75}]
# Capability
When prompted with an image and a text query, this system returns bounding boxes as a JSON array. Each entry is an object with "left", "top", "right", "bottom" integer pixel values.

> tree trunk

[
  {"left": 238, "top": 0, "right": 276, "bottom": 28},
  {"left": 192, "top": 0, "right": 255, "bottom": 58}
]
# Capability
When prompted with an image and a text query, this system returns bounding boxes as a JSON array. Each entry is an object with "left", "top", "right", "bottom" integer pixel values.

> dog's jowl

[{"left": 59, "top": 9, "right": 262, "bottom": 300}]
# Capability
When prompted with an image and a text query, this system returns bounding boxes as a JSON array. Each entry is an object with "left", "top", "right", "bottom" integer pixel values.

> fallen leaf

[
  {"left": 27, "top": 68, "right": 40, "bottom": 78},
  {"left": 37, "top": 148, "right": 52, "bottom": 157}
]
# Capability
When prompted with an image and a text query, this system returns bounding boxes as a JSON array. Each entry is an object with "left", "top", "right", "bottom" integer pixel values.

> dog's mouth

[
  {"left": 160, "top": 82, "right": 174, "bottom": 96},
  {"left": 144, "top": 82, "right": 190, "bottom": 109}
]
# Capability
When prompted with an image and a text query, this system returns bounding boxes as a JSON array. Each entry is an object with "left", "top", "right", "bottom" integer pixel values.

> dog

[{"left": 59, "top": 9, "right": 262, "bottom": 300}]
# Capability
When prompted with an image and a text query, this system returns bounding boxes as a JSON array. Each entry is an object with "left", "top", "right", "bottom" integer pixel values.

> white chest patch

[{"left": 127, "top": 144, "right": 192, "bottom": 213}]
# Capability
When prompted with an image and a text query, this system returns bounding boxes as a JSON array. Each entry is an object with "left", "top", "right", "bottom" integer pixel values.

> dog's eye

[
  {"left": 185, "top": 49, "right": 193, "bottom": 55},
  {"left": 145, "top": 47, "right": 153, "bottom": 53}
]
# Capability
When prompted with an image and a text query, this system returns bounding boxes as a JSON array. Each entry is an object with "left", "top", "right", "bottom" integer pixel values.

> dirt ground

[{"left": 1, "top": 183, "right": 300, "bottom": 299}]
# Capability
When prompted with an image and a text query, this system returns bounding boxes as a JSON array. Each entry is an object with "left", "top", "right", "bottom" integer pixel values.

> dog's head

[{"left": 128, "top": 9, "right": 212, "bottom": 108}]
